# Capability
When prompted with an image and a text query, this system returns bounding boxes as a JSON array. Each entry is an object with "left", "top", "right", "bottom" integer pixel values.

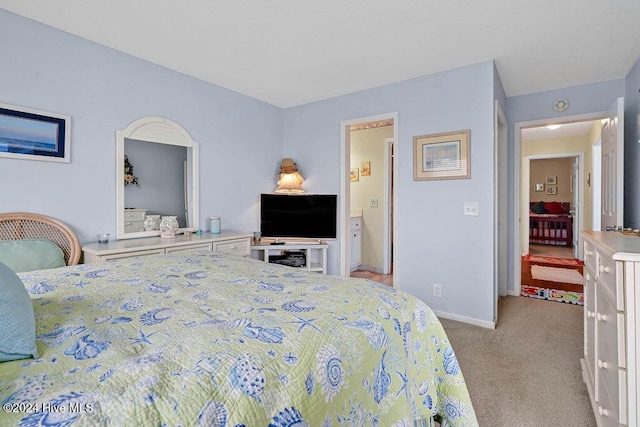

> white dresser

[
  {"left": 581, "top": 231, "right": 639, "bottom": 427},
  {"left": 82, "top": 231, "right": 251, "bottom": 263},
  {"left": 123, "top": 208, "right": 147, "bottom": 233}
]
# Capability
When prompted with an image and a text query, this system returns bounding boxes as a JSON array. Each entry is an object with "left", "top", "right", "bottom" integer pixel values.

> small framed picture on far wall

[{"left": 546, "top": 186, "right": 557, "bottom": 195}]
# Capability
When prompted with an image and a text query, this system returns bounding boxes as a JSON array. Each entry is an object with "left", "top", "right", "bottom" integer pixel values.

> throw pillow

[
  {"left": 0, "top": 261, "right": 39, "bottom": 362},
  {"left": 0, "top": 239, "right": 65, "bottom": 273},
  {"left": 530, "top": 201, "right": 548, "bottom": 214},
  {"left": 544, "top": 201, "right": 566, "bottom": 214}
]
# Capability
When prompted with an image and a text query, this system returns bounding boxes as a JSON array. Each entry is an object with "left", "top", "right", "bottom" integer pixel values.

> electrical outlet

[
  {"left": 433, "top": 283, "right": 442, "bottom": 298},
  {"left": 370, "top": 199, "right": 378, "bottom": 208}
]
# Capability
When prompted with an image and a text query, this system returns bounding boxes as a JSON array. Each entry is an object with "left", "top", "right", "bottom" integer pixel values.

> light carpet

[
  {"left": 439, "top": 296, "right": 595, "bottom": 426},
  {"left": 531, "top": 265, "right": 584, "bottom": 284}
]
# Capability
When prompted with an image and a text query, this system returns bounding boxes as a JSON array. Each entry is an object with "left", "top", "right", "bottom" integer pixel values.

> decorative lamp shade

[{"left": 275, "top": 158, "right": 304, "bottom": 193}]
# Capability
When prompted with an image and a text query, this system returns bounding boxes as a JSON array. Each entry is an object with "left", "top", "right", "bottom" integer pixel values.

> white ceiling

[
  {"left": 522, "top": 121, "right": 597, "bottom": 141},
  {"left": 1, "top": 0, "right": 639, "bottom": 108}
]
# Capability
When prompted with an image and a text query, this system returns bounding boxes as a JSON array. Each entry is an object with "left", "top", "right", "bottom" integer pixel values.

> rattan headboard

[{"left": 0, "top": 212, "right": 81, "bottom": 266}]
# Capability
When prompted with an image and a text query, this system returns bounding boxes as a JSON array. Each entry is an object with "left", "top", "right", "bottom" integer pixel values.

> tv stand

[{"left": 251, "top": 240, "right": 328, "bottom": 274}]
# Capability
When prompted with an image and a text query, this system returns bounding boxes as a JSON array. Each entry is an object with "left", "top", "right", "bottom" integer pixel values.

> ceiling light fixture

[{"left": 546, "top": 124, "right": 562, "bottom": 130}]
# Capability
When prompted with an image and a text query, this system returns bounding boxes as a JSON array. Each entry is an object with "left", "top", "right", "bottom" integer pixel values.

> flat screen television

[{"left": 260, "top": 194, "right": 337, "bottom": 239}]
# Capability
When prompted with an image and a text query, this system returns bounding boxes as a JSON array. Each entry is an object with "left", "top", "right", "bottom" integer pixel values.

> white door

[
  {"left": 571, "top": 158, "right": 580, "bottom": 258},
  {"left": 601, "top": 97, "right": 624, "bottom": 230}
]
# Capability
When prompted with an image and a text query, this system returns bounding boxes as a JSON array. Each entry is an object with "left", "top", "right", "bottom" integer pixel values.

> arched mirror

[{"left": 116, "top": 117, "right": 199, "bottom": 240}]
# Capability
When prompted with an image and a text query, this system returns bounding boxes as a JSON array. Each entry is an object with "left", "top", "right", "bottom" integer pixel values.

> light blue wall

[
  {"left": 505, "top": 79, "right": 625, "bottom": 293},
  {"left": 284, "top": 62, "right": 497, "bottom": 323},
  {"left": 0, "top": 9, "right": 283, "bottom": 243},
  {"left": 624, "top": 57, "right": 640, "bottom": 229}
]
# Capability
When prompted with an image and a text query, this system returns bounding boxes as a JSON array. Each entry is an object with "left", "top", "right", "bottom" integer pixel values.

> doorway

[
  {"left": 514, "top": 115, "right": 602, "bottom": 296},
  {"left": 339, "top": 113, "right": 398, "bottom": 284}
]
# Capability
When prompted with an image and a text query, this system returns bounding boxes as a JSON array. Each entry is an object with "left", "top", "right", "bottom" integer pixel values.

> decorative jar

[
  {"left": 210, "top": 216, "right": 221, "bottom": 234},
  {"left": 160, "top": 216, "right": 179, "bottom": 238},
  {"left": 144, "top": 214, "right": 161, "bottom": 231}
]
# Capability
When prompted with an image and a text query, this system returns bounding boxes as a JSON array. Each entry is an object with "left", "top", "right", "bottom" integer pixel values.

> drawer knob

[
  {"left": 599, "top": 265, "right": 610, "bottom": 273},
  {"left": 598, "top": 406, "right": 609, "bottom": 417},
  {"left": 586, "top": 250, "right": 593, "bottom": 255},
  {"left": 586, "top": 310, "right": 594, "bottom": 318},
  {"left": 597, "top": 359, "right": 609, "bottom": 369},
  {"left": 595, "top": 313, "right": 608, "bottom": 322}
]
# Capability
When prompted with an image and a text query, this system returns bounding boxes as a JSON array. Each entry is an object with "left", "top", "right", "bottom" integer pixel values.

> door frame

[
  {"left": 512, "top": 111, "right": 605, "bottom": 296},
  {"left": 494, "top": 101, "right": 508, "bottom": 323},
  {"left": 340, "top": 112, "right": 399, "bottom": 278},
  {"left": 384, "top": 137, "right": 394, "bottom": 275}
]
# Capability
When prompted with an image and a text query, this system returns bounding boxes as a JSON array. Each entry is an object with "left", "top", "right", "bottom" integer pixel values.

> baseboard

[
  {"left": 507, "top": 290, "right": 520, "bottom": 296},
  {"left": 432, "top": 309, "right": 496, "bottom": 329}
]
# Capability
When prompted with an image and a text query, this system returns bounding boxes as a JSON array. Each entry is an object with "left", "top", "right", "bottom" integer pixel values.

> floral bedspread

[{"left": 0, "top": 251, "right": 477, "bottom": 426}]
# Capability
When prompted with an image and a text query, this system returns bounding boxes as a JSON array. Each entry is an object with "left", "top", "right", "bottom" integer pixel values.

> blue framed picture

[{"left": 0, "top": 102, "right": 71, "bottom": 163}]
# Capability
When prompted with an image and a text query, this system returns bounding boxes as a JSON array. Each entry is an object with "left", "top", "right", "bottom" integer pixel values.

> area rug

[
  {"left": 521, "top": 255, "right": 584, "bottom": 305},
  {"left": 521, "top": 285, "right": 584, "bottom": 305},
  {"left": 523, "top": 254, "right": 583, "bottom": 267},
  {"left": 531, "top": 265, "right": 584, "bottom": 284}
]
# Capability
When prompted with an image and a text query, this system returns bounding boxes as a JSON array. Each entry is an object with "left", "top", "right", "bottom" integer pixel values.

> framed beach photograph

[
  {"left": 0, "top": 102, "right": 71, "bottom": 163},
  {"left": 413, "top": 129, "right": 470, "bottom": 180}
]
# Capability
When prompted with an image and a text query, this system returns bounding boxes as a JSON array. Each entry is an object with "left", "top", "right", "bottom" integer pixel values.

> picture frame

[
  {"left": 350, "top": 168, "right": 359, "bottom": 182},
  {"left": 535, "top": 183, "right": 545, "bottom": 192},
  {"left": 413, "top": 129, "right": 470, "bottom": 180},
  {"left": 361, "top": 161, "right": 371, "bottom": 176},
  {"left": 0, "top": 102, "right": 70, "bottom": 163},
  {"left": 546, "top": 186, "right": 557, "bottom": 195},
  {"left": 545, "top": 176, "right": 557, "bottom": 185}
]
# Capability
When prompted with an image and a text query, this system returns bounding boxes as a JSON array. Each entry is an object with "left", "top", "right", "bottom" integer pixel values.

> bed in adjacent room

[
  {"left": 0, "top": 214, "right": 477, "bottom": 426},
  {"left": 529, "top": 201, "right": 573, "bottom": 246}
]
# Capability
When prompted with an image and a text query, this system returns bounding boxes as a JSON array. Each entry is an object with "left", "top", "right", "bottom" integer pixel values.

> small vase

[
  {"left": 210, "top": 216, "right": 221, "bottom": 234},
  {"left": 144, "top": 215, "right": 161, "bottom": 231},
  {"left": 160, "top": 216, "right": 179, "bottom": 238}
]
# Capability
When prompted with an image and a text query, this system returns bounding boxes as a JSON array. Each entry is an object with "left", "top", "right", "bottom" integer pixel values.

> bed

[
  {"left": 529, "top": 201, "right": 573, "bottom": 246},
  {"left": 0, "top": 214, "right": 478, "bottom": 426}
]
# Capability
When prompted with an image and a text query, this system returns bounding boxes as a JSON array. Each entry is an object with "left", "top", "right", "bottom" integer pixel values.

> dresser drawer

[
  {"left": 101, "top": 249, "right": 165, "bottom": 261},
  {"left": 213, "top": 238, "right": 249, "bottom": 256},
  {"left": 584, "top": 239, "right": 597, "bottom": 273},
  {"left": 595, "top": 285, "right": 621, "bottom": 415},
  {"left": 124, "top": 209, "right": 147, "bottom": 221},
  {"left": 350, "top": 217, "right": 362, "bottom": 230},
  {"left": 596, "top": 250, "right": 617, "bottom": 300},
  {"left": 165, "top": 243, "right": 212, "bottom": 254},
  {"left": 124, "top": 221, "right": 145, "bottom": 233}
]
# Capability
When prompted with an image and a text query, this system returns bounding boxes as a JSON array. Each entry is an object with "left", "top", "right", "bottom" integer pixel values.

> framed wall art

[
  {"left": 0, "top": 102, "right": 71, "bottom": 163},
  {"left": 350, "top": 168, "right": 359, "bottom": 182},
  {"left": 535, "top": 183, "right": 545, "bottom": 192},
  {"left": 361, "top": 161, "right": 371, "bottom": 176},
  {"left": 545, "top": 176, "right": 557, "bottom": 185},
  {"left": 413, "top": 129, "right": 470, "bottom": 180},
  {"left": 546, "top": 186, "right": 557, "bottom": 195}
]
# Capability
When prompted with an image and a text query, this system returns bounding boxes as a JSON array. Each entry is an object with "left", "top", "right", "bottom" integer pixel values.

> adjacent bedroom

[{"left": 1, "top": 2, "right": 639, "bottom": 426}]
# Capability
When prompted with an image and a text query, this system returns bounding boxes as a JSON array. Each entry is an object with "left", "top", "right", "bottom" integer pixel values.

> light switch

[
  {"left": 463, "top": 202, "right": 479, "bottom": 216},
  {"left": 370, "top": 199, "right": 378, "bottom": 208}
]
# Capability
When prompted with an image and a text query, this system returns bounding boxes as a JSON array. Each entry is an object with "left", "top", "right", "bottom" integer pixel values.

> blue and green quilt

[{"left": 0, "top": 251, "right": 477, "bottom": 426}]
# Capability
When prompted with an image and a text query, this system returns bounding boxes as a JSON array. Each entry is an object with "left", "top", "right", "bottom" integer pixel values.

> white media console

[{"left": 250, "top": 240, "right": 328, "bottom": 274}]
